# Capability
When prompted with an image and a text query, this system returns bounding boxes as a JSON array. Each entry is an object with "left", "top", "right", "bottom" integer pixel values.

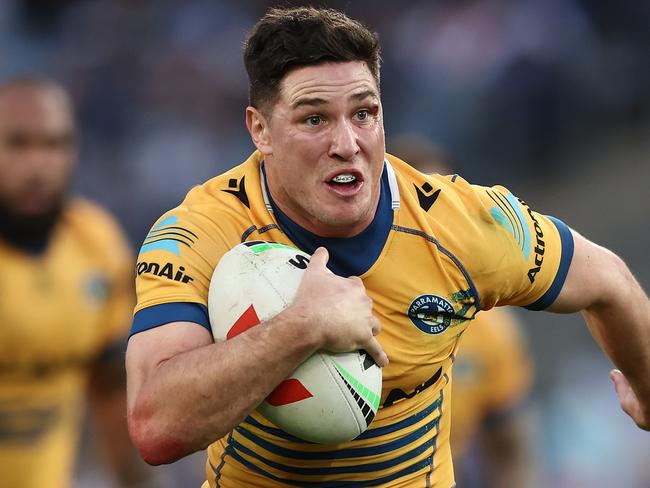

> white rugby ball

[{"left": 208, "top": 240, "right": 382, "bottom": 444}]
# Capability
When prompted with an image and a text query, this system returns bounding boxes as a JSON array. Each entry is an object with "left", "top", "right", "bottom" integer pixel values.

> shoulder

[
  {"left": 160, "top": 152, "right": 266, "bottom": 232},
  {"left": 64, "top": 197, "right": 129, "bottom": 249},
  {"left": 386, "top": 153, "right": 493, "bottom": 222},
  {"left": 65, "top": 197, "right": 122, "bottom": 231},
  {"left": 182, "top": 152, "right": 263, "bottom": 212},
  {"left": 138, "top": 152, "right": 268, "bottom": 266},
  {"left": 63, "top": 196, "right": 132, "bottom": 270}
]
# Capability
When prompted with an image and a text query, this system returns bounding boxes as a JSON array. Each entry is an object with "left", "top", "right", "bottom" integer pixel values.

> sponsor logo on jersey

[
  {"left": 414, "top": 182, "right": 441, "bottom": 212},
  {"left": 520, "top": 199, "right": 545, "bottom": 283},
  {"left": 408, "top": 294, "right": 455, "bottom": 334},
  {"left": 136, "top": 261, "right": 194, "bottom": 283},
  {"left": 139, "top": 215, "right": 197, "bottom": 256},
  {"left": 383, "top": 366, "right": 443, "bottom": 408},
  {"left": 487, "top": 189, "right": 531, "bottom": 259},
  {"left": 486, "top": 191, "right": 546, "bottom": 283},
  {"left": 222, "top": 176, "right": 250, "bottom": 208},
  {"left": 84, "top": 273, "right": 110, "bottom": 304}
]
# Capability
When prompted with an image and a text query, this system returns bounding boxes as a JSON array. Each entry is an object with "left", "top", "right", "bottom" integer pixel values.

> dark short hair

[{"left": 243, "top": 6, "right": 381, "bottom": 113}]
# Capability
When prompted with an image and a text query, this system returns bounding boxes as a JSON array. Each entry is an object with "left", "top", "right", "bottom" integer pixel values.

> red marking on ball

[
  {"left": 266, "top": 379, "right": 313, "bottom": 406},
  {"left": 227, "top": 304, "right": 261, "bottom": 339}
]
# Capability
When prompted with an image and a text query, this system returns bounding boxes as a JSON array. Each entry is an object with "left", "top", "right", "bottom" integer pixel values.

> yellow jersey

[
  {"left": 450, "top": 307, "right": 533, "bottom": 458},
  {"left": 133, "top": 151, "right": 573, "bottom": 488},
  {"left": 0, "top": 198, "right": 134, "bottom": 488}
]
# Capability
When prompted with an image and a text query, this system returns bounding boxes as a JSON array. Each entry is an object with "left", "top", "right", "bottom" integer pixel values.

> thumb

[
  {"left": 308, "top": 247, "right": 329, "bottom": 270},
  {"left": 610, "top": 369, "right": 635, "bottom": 415},
  {"left": 610, "top": 369, "right": 628, "bottom": 398}
]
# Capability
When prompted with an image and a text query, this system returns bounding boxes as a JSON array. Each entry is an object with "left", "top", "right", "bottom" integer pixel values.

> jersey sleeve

[
  {"left": 131, "top": 206, "right": 237, "bottom": 337},
  {"left": 469, "top": 184, "right": 574, "bottom": 310}
]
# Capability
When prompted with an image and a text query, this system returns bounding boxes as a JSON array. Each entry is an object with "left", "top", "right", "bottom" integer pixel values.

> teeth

[{"left": 331, "top": 174, "right": 356, "bottom": 183}]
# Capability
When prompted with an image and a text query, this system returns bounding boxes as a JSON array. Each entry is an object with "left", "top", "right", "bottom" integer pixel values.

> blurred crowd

[
  {"left": 2, "top": 0, "right": 648, "bottom": 244},
  {"left": 1, "top": 1, "right": 648, "bottom": 487}
]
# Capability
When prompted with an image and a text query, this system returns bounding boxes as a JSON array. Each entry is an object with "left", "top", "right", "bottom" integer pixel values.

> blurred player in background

[
  {"left": 391, "top": 134, "right": 535, "bottom": 487},
  {"left": 0, "top": 77, "right": 150, "bottom": 488}
]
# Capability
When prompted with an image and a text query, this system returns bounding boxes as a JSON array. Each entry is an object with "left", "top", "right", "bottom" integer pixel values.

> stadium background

[{"left": 1, "top": 0, "right": 648, "bottom": 486}]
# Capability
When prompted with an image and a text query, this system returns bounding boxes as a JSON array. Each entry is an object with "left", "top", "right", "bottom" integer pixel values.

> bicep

[
  {"left": 125, "top": 322, "right": 213, "bottom": 410},
  {"left": 548, "top": 229, "right": 624, "bottom": 313}
]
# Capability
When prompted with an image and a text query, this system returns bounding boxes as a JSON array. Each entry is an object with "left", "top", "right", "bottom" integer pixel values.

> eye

[
  {"left": 5, "top": 133, "right": 31, "bottom": 150},
  {"left": 306, "top": 115, "right": 323, "bottom": 126},
  {"left": 355, "top": 109, "right": 370, "bottom": 121}
]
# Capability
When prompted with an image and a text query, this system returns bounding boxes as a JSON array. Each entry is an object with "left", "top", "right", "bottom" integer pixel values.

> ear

[{"left": 246, "top": 106, "right": 272, "bottom": 155}]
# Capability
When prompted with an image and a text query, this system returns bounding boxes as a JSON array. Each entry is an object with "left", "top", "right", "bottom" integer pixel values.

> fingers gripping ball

[{"left": 208, "top": 241, "right": 382, "bottom": 443}]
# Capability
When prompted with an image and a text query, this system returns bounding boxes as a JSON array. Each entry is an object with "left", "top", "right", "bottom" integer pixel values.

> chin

[
  {"left": 0, "top": 197, "right": 65, "bottom": 247},
  {"left": 319, "top": 211, "right": 369, "bottom": 234}
]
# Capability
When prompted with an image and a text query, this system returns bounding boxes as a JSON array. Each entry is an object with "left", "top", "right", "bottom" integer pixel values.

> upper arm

[
  {"left": 548, "top": 228, "right": 626, "bottom": 313},
  {"left": 127, "top": 206, "right": 231, "bottom": 404},
  {"left": 125, "top": 321, "right": 213, "bottom": 411}
]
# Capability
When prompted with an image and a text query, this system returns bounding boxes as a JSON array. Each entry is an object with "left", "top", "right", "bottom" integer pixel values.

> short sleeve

[
  {"left": 131, "top": 207, "right": 236, "bottom": 337},
  {"left": 470, "top": 185, "right": 574, "bottom": 310}
]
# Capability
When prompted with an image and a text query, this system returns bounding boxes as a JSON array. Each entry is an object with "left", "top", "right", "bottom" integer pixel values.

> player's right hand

[
  {"left": 290, "top": 247, "right": 388, "bottom": 367},
  {"left": 610, "top": 369, "right": 650, "bottom": 431}
]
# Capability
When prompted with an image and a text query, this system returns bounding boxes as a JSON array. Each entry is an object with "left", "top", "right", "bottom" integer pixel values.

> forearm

[
  {"left": 128, "top": 309, "right": 319, "bottom": 464},
  {"left": 583, "top": 267, "right": 650, "bottom": 403}
]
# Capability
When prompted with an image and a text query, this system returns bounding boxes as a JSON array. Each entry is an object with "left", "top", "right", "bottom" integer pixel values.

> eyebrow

[{"left": 290, "top": 89, "right": 379, "bottom": 110}]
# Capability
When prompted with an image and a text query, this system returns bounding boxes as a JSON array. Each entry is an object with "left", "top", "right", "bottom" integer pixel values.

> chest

[
  {"left": 258, "top": 223, "right": 478, "bottom": 404},
  {"left": 363, "top": 229, "right": 478, "bottom": 401},
  {"left": 0, "top": 239, "right": 112, "bottom": 370}
]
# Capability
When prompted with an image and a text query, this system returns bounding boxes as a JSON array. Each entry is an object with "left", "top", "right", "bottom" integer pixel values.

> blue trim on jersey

[
  {"left": 20, "top": 239, "right": 50, "bottom": 255},
  {"left": 217, "top": 395, "right": 443, "bottom": 484},
  {"left": 235, "top": 413, "right": 440, "bottom": 461},
  {"left": 524, "top": 217, "right": 574, "bottom": 311},
  {"left": 428, "top": 377, "right": 446, "bottom": 484},
  {"left": 357, "top": 393, "right": 442, "bottom": 439},
  {"left": 212, "top": 432, "right": 233, "bottom": 487},
  {"left": 240, "top": 392, "right": 441, "bottom": 444},
  {"left": 220, "top": 440, "right": 437, "bottom": 487},
  {"left": 263, "top": 164, "right": 393, "bottom": 277},
  {"left": 242, "top": 416, "right": 312, "bottom": 443},
  {"left": 229, "top": 434, "right": 436, "bottom": 476},
  {"left": 129, "top": 302, "right": 210, "bottom": 338}
]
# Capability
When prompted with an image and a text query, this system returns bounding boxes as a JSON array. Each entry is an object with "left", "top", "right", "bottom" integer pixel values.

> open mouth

[{"left": 325, "top": 172, "right": 363, "bottom": 193}]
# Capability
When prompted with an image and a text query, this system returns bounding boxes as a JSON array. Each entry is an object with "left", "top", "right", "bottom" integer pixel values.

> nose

[
  {"left": 19, "top": 140, "right": 57, "bottom": 169},
  {"left": 17, "top": 142, "right": 68, "bottom": 189},
  {"left": 328, "top": 119, "right": 360, "bottom": 161}
]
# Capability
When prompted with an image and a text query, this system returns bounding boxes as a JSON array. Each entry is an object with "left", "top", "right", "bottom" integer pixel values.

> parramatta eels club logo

[{"left": 408, "top": 294, "right": 455, "bottom": 334}]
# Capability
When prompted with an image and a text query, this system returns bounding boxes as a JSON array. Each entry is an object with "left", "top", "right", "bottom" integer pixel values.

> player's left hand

[{"left": 610, "top": 369, "right": 650, "bottom": 431}]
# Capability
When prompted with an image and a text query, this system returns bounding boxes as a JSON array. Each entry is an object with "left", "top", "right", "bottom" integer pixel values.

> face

[
  {"left": 0, "top": 85, "right": 76, "bottom": 219},
  {"left": 247, "top": 61, "right": 385, "bottom": 237}
]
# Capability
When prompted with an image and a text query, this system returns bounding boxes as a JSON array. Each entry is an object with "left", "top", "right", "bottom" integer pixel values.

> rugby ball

[{"left": 208, "top": 240, "right": 382, "bottom": 443}]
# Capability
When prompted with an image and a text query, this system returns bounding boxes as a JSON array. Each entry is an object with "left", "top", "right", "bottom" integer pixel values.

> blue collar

[{"left": 261, "top": 164, "right": 395, "bottom": 277}]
